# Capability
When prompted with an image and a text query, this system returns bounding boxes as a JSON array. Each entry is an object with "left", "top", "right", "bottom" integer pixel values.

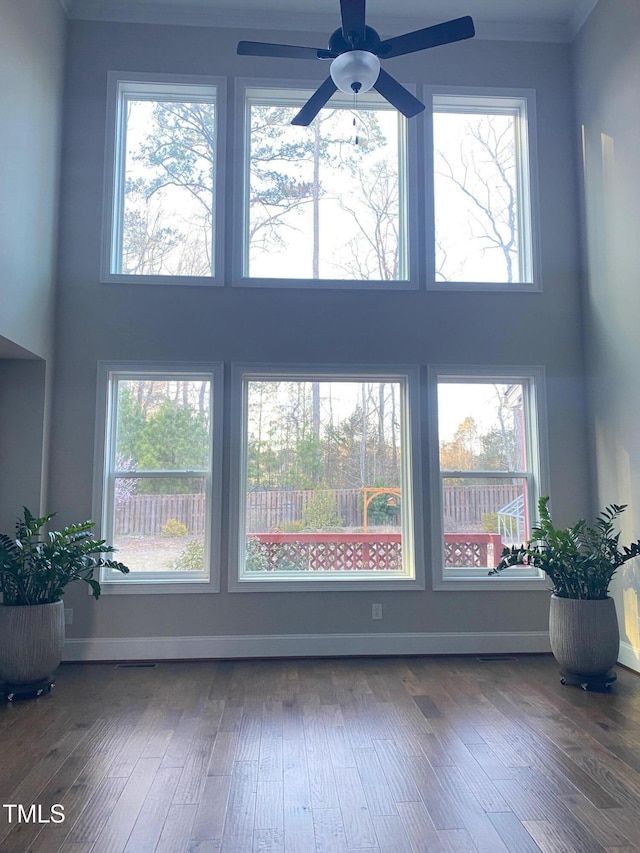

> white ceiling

[{"left": 61, "top": 0, "right": 600, "bottom": 42}]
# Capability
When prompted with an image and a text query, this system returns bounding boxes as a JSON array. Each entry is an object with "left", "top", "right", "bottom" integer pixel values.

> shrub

[
  {"left": 167, "top": 538, "right": 205, "bottom": 571},
  {"left": 161, "top": 518, "right": 189, "bottom": 538},
  {"left": 303, "top": 490, "right": 342, "bottom": 530},
  {"left": 245, "top": 537, "right": 271, "bottom": 572}
]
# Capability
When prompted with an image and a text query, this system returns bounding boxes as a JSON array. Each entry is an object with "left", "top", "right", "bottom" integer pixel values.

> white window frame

[
  {"left": 428, "top": 365, "right": 550, "bottom": 590},
  {"left": 101, "top": 72, "right": 226, "bottom": 286},
  {"left": 228, "top": 363, "right": 424, "bottom": 591},
  {"left": 92, "top": 362, "right": 223, "bottom": 594},
  {"left": 424, "top": 86, "right": 542, "bottom": 292},
  {"left": 232, "top": 79, "right": 419, "bottom": 291}
]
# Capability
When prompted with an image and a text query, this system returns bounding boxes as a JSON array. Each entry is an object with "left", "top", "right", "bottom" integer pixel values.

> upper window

[
  {"left": 429, "top": 368, "right": 548, "bottom": 588},
  {"left": 239, "top": 87, "right": 410, "bottom": 287},
  {"left": 94, "top": 364, "right": 223, "bottom": 592},
  {"left": 431, "top": 92, "right": 539, "bottom": 289},
  {"left": 229, "top": 366, "right": 423, "bottom": 590},
  {"left": 103, "top": 75, "right": 224, "bottom": 284}
]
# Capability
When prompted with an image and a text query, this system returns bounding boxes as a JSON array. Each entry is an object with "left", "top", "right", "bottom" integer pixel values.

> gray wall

[
  {"left": 0, "top": 0, "right": 65, "bottom": 525},
  {"left": 52, "top": 20, "right": 588, "bottom": 651},
  {"left": 0, "top": 361, "right": 48, "bottom": 531},
  {"left": 0, "top": 0, "right": 65, "bottom": 360},
  {"left": 574, "top": 0, "right": 640, "bottom": 672}
]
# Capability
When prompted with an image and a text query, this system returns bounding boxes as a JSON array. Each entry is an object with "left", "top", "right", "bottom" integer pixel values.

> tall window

[
  {"left": 430, "top": 369, "right": 546, "bottom": 586},
  {"left": 231, "top": 368, "right": 421, "bottom": 590},
  {"left": 104, "top": 76, "right": 223, "bottom": 283},
  {"left": 432, "top": 93, "right": 537, "bottom": 287},
  {"left": 96, "top": 366, "right": 222, "bottom": 588},
  {"left": 241, "top": 87, "right": 409, "bottom": 285}
]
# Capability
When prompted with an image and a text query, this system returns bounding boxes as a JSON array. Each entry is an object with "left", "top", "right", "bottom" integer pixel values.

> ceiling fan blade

[
  {"left": 340, "top": 0, "right": 366, "bottom": 47},
  {"left": 291, "top": 77, "right": 338, "bottom": 126},
  {"left": 373, "top": 69, "right": 425, "bottom": 118},
  {"left": 237, "top": 41, "right": 335, "bottom": 60},
  {"left": 375, "top": 16, "right": 475, "bottom": 59}
]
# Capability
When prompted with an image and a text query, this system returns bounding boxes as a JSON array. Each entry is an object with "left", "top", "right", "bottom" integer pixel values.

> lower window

[
  {"left": 231, "top": 367, "right": 420, "bottom": 589},
  {"left": 95, "top": 365, "right": 222, "bottom": 589},
  {"left": 431, "top": 368, "right": 547, "bottom": 587}
]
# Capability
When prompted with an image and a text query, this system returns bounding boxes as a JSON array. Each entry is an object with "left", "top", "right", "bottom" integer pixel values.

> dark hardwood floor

[{"left": 2, "top": 654, "right": 640, "bottom": 852}]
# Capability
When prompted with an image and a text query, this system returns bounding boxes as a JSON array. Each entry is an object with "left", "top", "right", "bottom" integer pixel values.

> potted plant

[
  {"left": 0, "top": 507, "right": 129, "bottom": 693},
  {"left": 490, "top": 496, "right": 640, "bottom": 688}
]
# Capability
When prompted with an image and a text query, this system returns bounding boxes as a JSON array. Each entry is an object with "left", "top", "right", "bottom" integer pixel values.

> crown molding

[{"left": 63, "top": 0, "right": 574, "bottom": 43}]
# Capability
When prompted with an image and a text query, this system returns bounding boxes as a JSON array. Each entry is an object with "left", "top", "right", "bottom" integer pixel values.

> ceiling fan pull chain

[{"left": 353, "top": 92, "right": 359, "bottom": 145}]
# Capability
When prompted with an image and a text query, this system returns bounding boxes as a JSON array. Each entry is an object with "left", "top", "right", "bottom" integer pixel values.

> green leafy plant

[
  {"left": 161, "top": 518, "right": 189, "bottom": 538},
  {"left": 489, "top": 496, "right": 640, "bottom": 599},
  {"left": 167, "top": 538, "right": 205, "bottom": 571},
  {"left": 303, "top": 490, "right": 342, "bottom": 530},
  {"left": 0, "top": 508, "right": 129, "bottom": 605}
]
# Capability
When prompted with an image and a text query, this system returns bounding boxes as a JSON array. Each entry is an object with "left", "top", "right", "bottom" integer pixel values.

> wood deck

[{"left": 1, "top": 654, "right": 640, "bottom": 852}]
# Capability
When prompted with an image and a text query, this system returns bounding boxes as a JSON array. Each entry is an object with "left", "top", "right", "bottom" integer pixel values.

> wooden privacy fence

[
  {"left": 115, "top": 493, "right": 207, "bottom": 536},
  {"left": 246, "top": 489, "right": 364, "bottom": 532},
  {"left": 247, "top": 532, "right": 503, "bottom": 571},
  {"left": 442, "top": 483, "right": 522, "bottom": 530},
  {"left": 115, "top": 484, "right": 523, "bottom": 537}
]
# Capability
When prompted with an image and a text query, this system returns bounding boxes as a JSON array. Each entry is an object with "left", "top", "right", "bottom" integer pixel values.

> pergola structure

[{"left": 361, "top": 487, "right": 401, "bottom": 532}]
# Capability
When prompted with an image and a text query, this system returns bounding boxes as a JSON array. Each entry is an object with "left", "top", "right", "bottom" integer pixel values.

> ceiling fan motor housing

[
  {"left": 330, "top": 50, "right": 381, "bottom": 94},
  {"left": 328, "top": 25, "right": 381, "bottom": 54}
]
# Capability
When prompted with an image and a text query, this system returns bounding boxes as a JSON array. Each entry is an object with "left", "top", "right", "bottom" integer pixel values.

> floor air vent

[{"left": 114, "top": 662, "right": 158, "bottom": 669}]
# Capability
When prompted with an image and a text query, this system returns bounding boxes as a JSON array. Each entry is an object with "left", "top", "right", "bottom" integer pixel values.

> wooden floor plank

[
  {"left": 333, "top": 766, "right": 377, "bottom": 849},
  {"left": 312, "top": 808, "right": 349, "bottom": 853},
  {"left": 92, "top": 756, "right": 162, "bottom": 852},
  {"left": 372, "top": 813, "right": 416, "bottom": 853},
  {"left": 220, "top": 760, "right": 257, "bottom": 853},
  {"left": 282, "top": 738, "right": 314, "bottom": 853},
  {"left": 154, "top": 803, "right": 197, "bottom": 853},
  {"left": 188, "top": 774, "right": 232, "bottom": 846}
]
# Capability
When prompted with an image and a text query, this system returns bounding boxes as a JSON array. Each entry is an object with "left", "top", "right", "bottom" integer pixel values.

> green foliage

[
  {"left": 0, "top": 508, "right": 129, "bottom": 606},
  {"left": 364, "top": 489, "right": 401, "bottom": 526},
  {"left": 244, "top": 538, "right": 307, "bottom": 573},
  {"left": 136, "top": 399, "right": 209, "bottom": 471},
  {"left": 489, "top": 496, "right": 640, "bottom": 599},
  {"left": 168, "top": 538, "right": 205, "bottom": 572},
  {"left": 278, "top": 520, "right": 305, "bottom": 533},
  {"left": 161, "top": 518, "right": 189, "bottom": 538},
  {"left": 245, "top": 537, "right": 272, "bottom": 573},
  {"left": 117, "top": 387, "right": 209, "bottom": 495},
  {"left": 303, "top": 490, "right": 343, "bottom": 530}
]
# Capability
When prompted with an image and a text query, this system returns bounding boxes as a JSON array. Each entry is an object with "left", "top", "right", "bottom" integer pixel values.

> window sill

[
  {"left": 427, "top": 281, "right": 541, "bottom": 293},
  {"left": 233, "top": 277, "right": 416, "bottom": 291},
  {"left": 100, "top": 273, "right": 223, "bottom": 287},
  {"left": 98, "top": 578, "right": 219, "bottom": 595},
  {"left": 433, "top": 576, "right": 549, "bottom": 592},
  {"left": 229, "top": 575, "right": 425, "bottom": 593}
]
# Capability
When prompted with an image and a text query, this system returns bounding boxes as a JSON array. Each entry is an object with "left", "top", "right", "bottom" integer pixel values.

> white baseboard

[
  {"left": 618, "top": 641, "right": 640, "bottom": 674},
  {"left": 63, "top": 631, "right": 551, "bottom": 662}
]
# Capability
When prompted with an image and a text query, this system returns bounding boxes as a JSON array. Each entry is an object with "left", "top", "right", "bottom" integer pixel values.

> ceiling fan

[{"left": 237, "top": 0, "right": 475, "bottom": 126}]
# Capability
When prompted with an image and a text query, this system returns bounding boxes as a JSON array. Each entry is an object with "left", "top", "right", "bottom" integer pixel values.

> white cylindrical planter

[
  {"left": 549, "top": 594, "right": 619, "bottom": 677},
  {"left": 0, "top": 601, "right": 65, "bottom": 684}
]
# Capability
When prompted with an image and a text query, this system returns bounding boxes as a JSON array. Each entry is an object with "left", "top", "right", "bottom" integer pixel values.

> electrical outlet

[
  {"left": 371, "top": 603, "right": 382, "bottom": 620},
  {"left": 64, "top": 608, "right": 73, "bottom": 625}
]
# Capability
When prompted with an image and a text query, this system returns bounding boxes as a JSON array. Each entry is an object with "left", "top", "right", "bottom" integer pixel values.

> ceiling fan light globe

[{"left": 330, "top": 50, "right": 380, "bottom": 94}]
